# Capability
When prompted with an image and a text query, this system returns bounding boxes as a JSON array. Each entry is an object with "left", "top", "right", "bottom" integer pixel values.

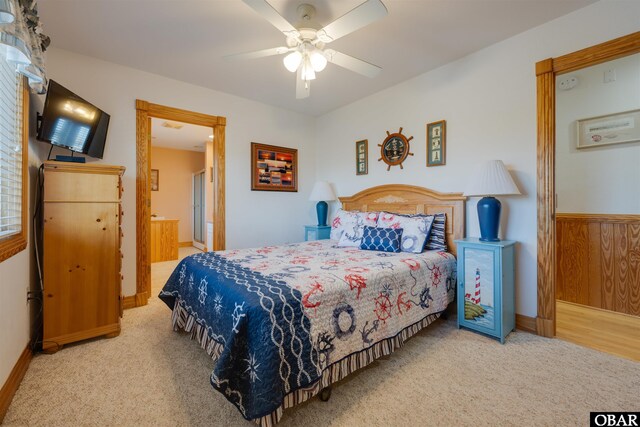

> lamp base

[
  {"left": 477, "top": 196, "right": 501, "bottom": 242},
  {"left": 316, "top": 201, "right": 328, "bottom": 227}
]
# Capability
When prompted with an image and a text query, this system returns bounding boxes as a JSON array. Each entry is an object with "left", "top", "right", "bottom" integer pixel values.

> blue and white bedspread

[{"left": 159, "top": 239, "right": 456, "bottom": 425}]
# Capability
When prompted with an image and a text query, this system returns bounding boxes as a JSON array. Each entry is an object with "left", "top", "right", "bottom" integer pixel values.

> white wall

[
  {"left": 0, "top": 252, "right": 30, "bottom": 387},
  {"left": 315, "top": 1, "right": 640, "bottom": 317},
  {"left": 40, "top": 48, "right": 317, "bottom": 296},
  {"left": 556, "top": 53, "right": 640, "bottom": 214}
]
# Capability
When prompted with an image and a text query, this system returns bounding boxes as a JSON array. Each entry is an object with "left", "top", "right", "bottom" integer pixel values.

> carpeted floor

[{"left": 4, "top": 247, "right": 639, "bottom": 426}]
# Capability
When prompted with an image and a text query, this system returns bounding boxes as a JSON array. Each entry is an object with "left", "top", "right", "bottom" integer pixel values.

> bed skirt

[{"left": 170, "top": 298, "right": 443, "bottom": 426}]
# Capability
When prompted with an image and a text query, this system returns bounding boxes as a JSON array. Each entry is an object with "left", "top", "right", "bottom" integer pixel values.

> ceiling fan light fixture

[
  {"left": 301, "top": 57, "right": 316, "bottom": 81},
  {"left": 239, "top": 0, "right": 389, "bottom": 98},
  {"left": 315, "top": 29, "right": 332, "bottom": 43},
  {"left": 309, "top": 50, "right": 327, "bottom": 72},
  {"left": 283, "top": 51, "right": 302, "bottom": 72}
]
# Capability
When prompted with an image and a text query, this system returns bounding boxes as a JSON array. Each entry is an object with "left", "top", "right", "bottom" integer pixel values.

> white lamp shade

[
  {"left": 283, "top": 51, "right": 302, "bottom": 72},
  {"left": 309, "top": 181, "right": 336, "bottom": 201},
  {"left": 310, "top": 50, "right": 327, "bottom": 72},
  {"left": 464, "top": 160, "right": 521, "bottom": 197}
]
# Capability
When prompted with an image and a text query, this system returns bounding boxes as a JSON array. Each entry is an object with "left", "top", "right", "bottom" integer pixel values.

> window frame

[{"left": 0, "top": 76, "right": 29, "bottom": 263}]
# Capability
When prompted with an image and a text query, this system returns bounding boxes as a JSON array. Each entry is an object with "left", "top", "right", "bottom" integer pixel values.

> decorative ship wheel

[{"left": 378, "top": 127, "right": 414, "bottom": 171}]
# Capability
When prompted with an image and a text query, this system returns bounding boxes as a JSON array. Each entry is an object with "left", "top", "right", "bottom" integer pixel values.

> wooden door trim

[
  {"left": 536, "top": 31, "right": 640, "bottom": 337},
  {"left": 135, "top": 100, "right": 226, "bottom": 305}
]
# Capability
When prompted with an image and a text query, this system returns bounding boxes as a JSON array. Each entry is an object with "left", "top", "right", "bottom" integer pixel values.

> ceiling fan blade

[
  {"left": 324, "top": 49, "right": 381, "bottom": 78},
  {"left": 317, "top": 0, "right": 387, "bottom": 43},
  {"left": 225, "top": 46, "right": 290, "bottom": 61},
  {"left": 242, "top": 0, "right": 299, "bottom": 37},
  {"left": 296, "top": 67, "right": 310, "bottom": 99}
]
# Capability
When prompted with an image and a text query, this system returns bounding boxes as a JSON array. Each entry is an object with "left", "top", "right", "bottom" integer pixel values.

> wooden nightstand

[
  {"left": 304, "top": 225, "right": 331, "bottom": 241},
  {"left": 455, "top": 238, "right": 516, "bottom": 343}
]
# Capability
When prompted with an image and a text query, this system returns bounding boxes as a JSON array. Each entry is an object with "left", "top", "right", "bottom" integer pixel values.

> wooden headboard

[{"left": 339, "top": 184, "right": 466, "bottom": 257}]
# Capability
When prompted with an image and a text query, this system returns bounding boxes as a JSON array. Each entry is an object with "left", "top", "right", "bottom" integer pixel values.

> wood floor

[{"left": 556, "top": 300, "right": 640, "bottom": 361}]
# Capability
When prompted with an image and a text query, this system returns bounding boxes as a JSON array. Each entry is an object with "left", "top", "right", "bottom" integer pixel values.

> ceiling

[
  {"left": 151, "top": 119, "right": 211, "bottom": 152},
  {"left": 38, "top": 0, "right": 595, "bottom": 116}
]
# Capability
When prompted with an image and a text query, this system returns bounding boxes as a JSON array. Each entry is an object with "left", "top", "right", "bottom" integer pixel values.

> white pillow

[
  {"left": 337, "top": 226, "right": 364, "bottom": 247},
  {"left": 376, "top": 212, "right": 434, "bottom": 254},
  {"left": 330, "top": 209, "right": 379, "bottom": 241}
]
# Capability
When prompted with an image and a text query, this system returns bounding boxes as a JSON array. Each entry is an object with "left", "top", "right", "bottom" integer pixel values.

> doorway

[
  {"left": 134, "top": 100, "right": 226, "bottom": 307},
  {"left": 536, "top": 31, "right": 640, "bottom": 360},
  {"left": 553, "top": 52, "right": 640, "bottom": 361}
]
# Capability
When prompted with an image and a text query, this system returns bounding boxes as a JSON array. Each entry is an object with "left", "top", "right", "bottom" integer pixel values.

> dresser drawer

[{"left": 44, "top": 172, "right": 120, "bottom": 202}]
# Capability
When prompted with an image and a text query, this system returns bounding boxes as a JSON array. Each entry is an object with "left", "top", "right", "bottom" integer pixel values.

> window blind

[{"left": 0, "top": 51, "right": 23, "bottom": 240}]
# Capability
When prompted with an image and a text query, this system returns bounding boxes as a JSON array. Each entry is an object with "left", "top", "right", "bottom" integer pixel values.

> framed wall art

[
  {"left": 426, "top": 120, "right": 446, "bottom": 167},
  {"left": 251, "top": 142, "right": 298, "bottom": 192},
  {"left": 151, "top": 169, "right": 159, "bottom": 191},
  {"left": 356, "top": 139, "right": 368, "bottom": 175},
  {"left": 577, "top": 109, "right": 640, "bottom": 149}
]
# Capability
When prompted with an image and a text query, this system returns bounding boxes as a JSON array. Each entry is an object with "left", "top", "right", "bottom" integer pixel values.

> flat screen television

[{"left": 37, "top": 80, "right": 110, "bottom": 159}]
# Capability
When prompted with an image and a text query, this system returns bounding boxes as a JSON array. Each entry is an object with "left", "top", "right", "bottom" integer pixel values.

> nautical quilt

[{"left": 159, "top": 239, "right": 456, "bottom": 423}]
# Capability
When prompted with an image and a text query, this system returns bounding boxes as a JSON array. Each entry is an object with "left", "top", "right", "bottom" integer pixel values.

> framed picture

[
  {"left": 356, "top": 139, "right": 368, "bottom": 175},
  {"left": 251, "top": 142, "right": 298, "bottom": 192},
  {"left": 577, "top": 109, "right": 640, "bottom": 149},
  {"left": 151, "top": 169, "right": 159, "bottom": 191},
  {"left": 426, "top": 120, "right": 446, "bottom": 167}
]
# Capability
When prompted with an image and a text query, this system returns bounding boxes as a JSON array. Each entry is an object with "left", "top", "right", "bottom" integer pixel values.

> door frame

[
  {"left": 135, "top": 100, "right": 226, "bottom": 306},
  {"left": 535, "top": 31, "right": 640, "bottom": 337}
]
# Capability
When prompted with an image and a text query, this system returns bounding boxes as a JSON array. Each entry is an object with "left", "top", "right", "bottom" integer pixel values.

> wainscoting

[{"left": 556, "top": 213, "right": 640, "bottom": 316}]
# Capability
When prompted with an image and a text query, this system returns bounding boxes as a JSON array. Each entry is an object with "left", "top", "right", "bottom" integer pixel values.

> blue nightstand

[
  {"left": 304, "top": 225, "right": 331, "bottom": 241},
  {"left": 455, "top": 238, "right": 516, "bottom": 343}
]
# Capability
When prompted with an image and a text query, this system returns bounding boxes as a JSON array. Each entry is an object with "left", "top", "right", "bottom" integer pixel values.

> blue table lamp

[
  {"left": 309, "top": 181, "right": 336, "bottom": 227},
  {"left": 464, "top": 160, "right": 521, "bottom": 242}
]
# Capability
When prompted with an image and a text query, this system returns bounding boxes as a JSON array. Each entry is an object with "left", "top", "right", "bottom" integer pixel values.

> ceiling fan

[{"left": 228, "top": 0, "right": 388, "bottom": 99}]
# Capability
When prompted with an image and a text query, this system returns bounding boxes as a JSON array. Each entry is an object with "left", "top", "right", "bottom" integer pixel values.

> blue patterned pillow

[
  {"left": 425, "top": 212, "right": 447, "bottom": 251},
  {"left": 360, "top": 226, "right": 403, "bottom": 253}
]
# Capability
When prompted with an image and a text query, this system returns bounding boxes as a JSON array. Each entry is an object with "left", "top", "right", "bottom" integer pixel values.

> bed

[{"left": 159, "top": 184, "right": 466, "bottom": 426}]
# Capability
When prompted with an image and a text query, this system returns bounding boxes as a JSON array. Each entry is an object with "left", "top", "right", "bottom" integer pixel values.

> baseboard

[
  {"left": 516, "top": 314, "right": 537, "bottom": 334},
  {"left": 0, "top": 345, "right": 32, "bottom": 423},
  {"left": 178, "top": 242, "right": 192, "bottom": 248},
  {"left": 536, "top": 317, "right": 554, "bottom": 338},
  {"left": 123, "top": 292, "right": 149, "bottom": 310},
  {"left": 122, "top": 295, "right": 136, "bottom": 310}
]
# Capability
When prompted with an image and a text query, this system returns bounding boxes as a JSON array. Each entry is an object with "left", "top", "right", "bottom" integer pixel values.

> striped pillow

[{"left": 425, "top": 213, "right": 447, "bottom": 251}]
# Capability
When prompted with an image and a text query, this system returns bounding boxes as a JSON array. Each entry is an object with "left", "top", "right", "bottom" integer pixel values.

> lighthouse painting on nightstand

[{"left": 463, "top": 248, "right": 495, "bottom": 330}]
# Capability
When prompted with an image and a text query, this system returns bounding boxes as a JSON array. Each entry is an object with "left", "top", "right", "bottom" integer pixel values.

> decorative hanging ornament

[{"left": 378, "top": 127, "right": 414, "bottom": 171}]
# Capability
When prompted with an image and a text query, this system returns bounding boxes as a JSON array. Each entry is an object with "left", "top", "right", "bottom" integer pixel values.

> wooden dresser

[{"left": 43, "top": 161, "right": 125, "bottom": 352}]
